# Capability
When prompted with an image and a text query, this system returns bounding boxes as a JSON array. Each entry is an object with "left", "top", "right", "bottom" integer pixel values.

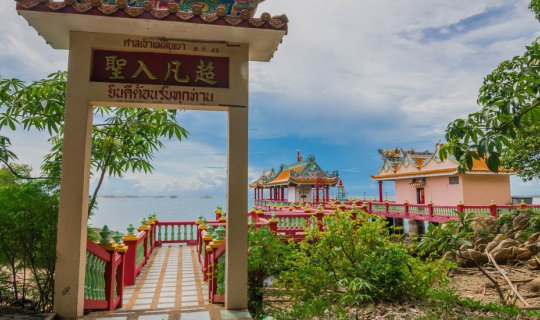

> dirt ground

[{"left": 449, "top": 265, "right": 540, "bottom": 307}]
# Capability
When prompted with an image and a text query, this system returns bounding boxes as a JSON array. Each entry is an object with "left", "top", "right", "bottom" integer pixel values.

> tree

[
  {"left": 0, "top": 71, "right": 188, "bottom": 214},
  {"left": 440, "top": 1, "right": 540, "bottom": 178}
]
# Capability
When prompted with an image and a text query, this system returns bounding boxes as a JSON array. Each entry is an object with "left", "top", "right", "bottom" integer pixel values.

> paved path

[{"left": 84, "top": 245, "right": 251, "bottom": 320}]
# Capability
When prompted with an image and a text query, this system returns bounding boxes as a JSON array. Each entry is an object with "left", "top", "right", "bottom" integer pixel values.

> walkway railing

[{"left": 83, "top": 199, "right": 540, "bottom": 312}]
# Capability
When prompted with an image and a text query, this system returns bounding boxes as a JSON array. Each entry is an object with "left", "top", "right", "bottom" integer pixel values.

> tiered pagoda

[
  {"left": 371, "top": 143, "right": 514, "bottom": 205},
  {"left": 250, "top": 150, "right": 340, "bottom": 203}
]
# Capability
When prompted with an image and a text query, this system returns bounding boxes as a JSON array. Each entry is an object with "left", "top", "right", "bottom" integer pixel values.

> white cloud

[{"left": 252, "top": 0, "right": 540, "bottom": 144}]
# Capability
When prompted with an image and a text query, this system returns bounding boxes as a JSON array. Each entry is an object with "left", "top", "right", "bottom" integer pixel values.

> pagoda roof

[
  {"left": 16, "top": 0, "right": 288, "bottom": 61},
  {"left": 371, "top": 143, "right": 514, "bottom": 181},
  {"left": 250, "top": 154, "right": 339, "bottom": 188}
]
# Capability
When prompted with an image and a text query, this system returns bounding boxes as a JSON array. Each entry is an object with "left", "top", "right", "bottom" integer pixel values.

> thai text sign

[{"left": 91, "top": 50, "right": 230, "bottom": 88}]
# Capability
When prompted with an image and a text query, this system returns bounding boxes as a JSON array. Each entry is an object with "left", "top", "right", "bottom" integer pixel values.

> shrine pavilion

[
  {"left": 371, "top": 143, "right": 514, "bottom": 205},
  {"left": 250, "top": 150, "right": 340, "bottom": 203}
]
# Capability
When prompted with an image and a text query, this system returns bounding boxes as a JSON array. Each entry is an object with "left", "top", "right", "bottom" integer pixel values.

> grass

[{"left": 417, "top": 289, "right": 540, "bottom": 320}]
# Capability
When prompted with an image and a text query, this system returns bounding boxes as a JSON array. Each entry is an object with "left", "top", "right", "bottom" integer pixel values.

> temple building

[
  {"left": 250, "top": 151, "right": 340, "bottom": 203},
  {"left": 371, "top": 143, "right": 514, "bottom": 205}
]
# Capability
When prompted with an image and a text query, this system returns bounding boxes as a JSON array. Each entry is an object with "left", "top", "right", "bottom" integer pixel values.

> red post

[
  {"left": 122, "top": 231, "right": 139, "bottom": 286},
  {"left": 404, "top": 201, "right": 409, "bottom": 217},
  {"left": 368, "top": 201, "right": 373, "bottom": 213},
  {"left": 316, "top": 211, "right": 324, "bottom": 231},
  {"left": 428, "top": 201, "right": 434, "bottom": 219},
  {"left": 385, "top": 201, "right": 389, "bottom": 213},
  {"left": 378, "top": 181, "right": 383, "bottom": 202},
  {"left": 281, "top": 187, "right": 285, "bottom": 202},
  {"left": 268, "top": 216, "right": 278, "bottom": 235},
  {"left": 325, "top": 186, "right": 329, "bottom": 203},
  {"left": 457, "top": 201, "right": 464, "bottom": 213},
  {"left": 490, "top": 201, "right": 497, "bottom": 217}
]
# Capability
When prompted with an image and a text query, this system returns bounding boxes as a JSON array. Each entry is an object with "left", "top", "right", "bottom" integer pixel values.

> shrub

[{"left": 271, "top": 212, "right": 449, "bottom": 319}]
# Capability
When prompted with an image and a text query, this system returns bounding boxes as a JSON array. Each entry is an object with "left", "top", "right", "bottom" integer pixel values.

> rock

[
  {"left": 472, "top": 216, "right": 498, "bottom": 237},
  {"left": 514, "top": 231, "right": 529, "bottom": 241},
  {"left": 527, "top": 232, "right": 540, "bottom": 244},
  {"left": 527, "top": 258, "right": 540, "bottom": 270},
  {"left": 512, "top": 211, "right": 531, "bottom": 231},
  {"left": 465, "top": 249, "right": 488, "bottom": 264},
  {"left": 514, "top": 247, "right": 533, "bottom": 260},
  {"left": 527, "top": 278, "right": 540, "bottom": 292},
  {"left": 495, "top": 239, "right": 521, "bottom": 250},
  {"left": 525, "top": 243, "right": 539, "bottom": 255},
  {"left": 486, "top": 234, "right": 506, "bottom": 253},
  {"left": 475, "top": 236, "right": 493, "bottom": 247},
  {"left": 457, "top": 249, "right": 488, "bottom": 267},
  {"left": 477, "top": 244, "right": 487, "bottom": 252},
  {"left": 492, "top": 248, "right": 515, "bottom": 263},
  {"left": 442, "top": 251, "right": 456, "bottom": 261}
]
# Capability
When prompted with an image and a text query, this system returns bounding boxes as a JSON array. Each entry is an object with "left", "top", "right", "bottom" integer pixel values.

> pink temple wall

[
  {"left": 394, "top": 176, "right": 463, "bottom": 205},
  {"left": 462, "top": 175, "right": 512, "bottom": 205}
]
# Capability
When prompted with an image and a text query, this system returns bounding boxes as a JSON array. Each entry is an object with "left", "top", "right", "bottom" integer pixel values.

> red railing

[
  {"left": 155, "top": 221, "right": 198, "bottom": 246},
  {"left": 257, "top": 199, "right": 540, "bottom": 223}
]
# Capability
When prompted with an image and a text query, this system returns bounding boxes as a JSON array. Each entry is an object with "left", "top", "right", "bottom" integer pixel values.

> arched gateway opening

[{"left": 16, "top": 1, "right": 287, "bottom": 318}]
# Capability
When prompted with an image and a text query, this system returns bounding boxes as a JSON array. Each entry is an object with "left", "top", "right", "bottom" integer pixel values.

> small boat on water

[
  {"left": 200, "top": 195, "right": 213, "bottom": 199},
  {"left": 170, "top": 195, "right": 178, "bottom": 199}
]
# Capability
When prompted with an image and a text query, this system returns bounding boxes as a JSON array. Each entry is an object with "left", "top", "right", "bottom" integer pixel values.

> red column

[
  {"left": 325, "top": 186, "right": 329, "bottom": 203},
  {"left": 281, "top": 187, "right": 285, "bottom": 201},
  {"left": 316, "top": 186, "right": 320, "bottom": 203},
  {"left": 378, "top": 181, "right": 383, "bottom": 202}
]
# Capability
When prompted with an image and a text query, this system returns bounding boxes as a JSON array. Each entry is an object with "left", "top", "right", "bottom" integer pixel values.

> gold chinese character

[
  {"left": 105, "top": 55, "right": 128, "bottom": 80},
  {"left": 195, "top": 60, "right": 218, "bottom": 85},
  {"left": 132, "top": 60, "right": 158, "bottom": 80},
  {"left": 164, "top": 61, "right": 190, "bottom": 83}
]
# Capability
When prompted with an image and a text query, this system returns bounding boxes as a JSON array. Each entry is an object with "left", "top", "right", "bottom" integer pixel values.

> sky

[{"left": 2, "top": 0, "right": 540, "bottom": 199}]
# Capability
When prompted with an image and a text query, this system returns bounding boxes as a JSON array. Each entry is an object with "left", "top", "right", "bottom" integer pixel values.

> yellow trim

[
  {"left": 116, "top": 244, "right": 128, "bottom": 253},
  {"left": 123, "top": 234, "right": 139, "bottom": 241},
  {"left": 138, "top": 226, "right": 151, "bottom": 232},
  {"left": 99, "top": 241, "right": 117, "bottom": 252}
]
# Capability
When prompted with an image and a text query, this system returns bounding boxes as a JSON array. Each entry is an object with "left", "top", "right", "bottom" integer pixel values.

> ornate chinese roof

[
  {"left": 371, "top": 143, "right": 513, "bottom": 181},
  {"left": 250, "top": 152, "right": 340, "bottom": 188},
  {"left": 16, "top": 0, "right": 287, "bottom": 31}
]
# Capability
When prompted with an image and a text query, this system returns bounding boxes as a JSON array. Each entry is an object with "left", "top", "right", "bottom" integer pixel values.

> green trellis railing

[{"left": 85, "top": 252, "right": 106, "bottom": 301}]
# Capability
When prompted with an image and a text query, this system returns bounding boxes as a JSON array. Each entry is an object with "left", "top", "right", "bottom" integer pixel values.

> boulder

[
  {"left": 477, "top": 244, "right": 487, "bottom": 252},
  {"left": 514, "top": 247, "right": 533, "bottom": 260},
  {"left": 492, "top": 248, "right": 515, "bottom": 263},
  {"left": 512, "top": 211, "right": 531, "bottom": 231},
  {"left": 475, "top": 236, "right": 493, "bottom": 247},
  {"left": 472, "top": 216, "right": 498, "bottom": 237},
  {"left": 457, "top": 249, "right": 488, "bottom": 267},
  {"left": 495, "top": 239, "right": 521, "bottom": 251},
  {"left": 526, "top": 232, "right": 540, "bottom": 244},
  {"left": 486, "top": 234, "right": 506, "bottom": 253},
  {"left": 527, "top": 278, "right": 540, "bottom": 293},
  {"left": 527, "top": 257, "right": 540, "bottom": 270}
]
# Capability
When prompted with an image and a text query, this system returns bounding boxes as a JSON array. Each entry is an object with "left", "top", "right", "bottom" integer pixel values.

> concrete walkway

[{"left": 83, "top": 245, "right": 251, "bottom": 320}]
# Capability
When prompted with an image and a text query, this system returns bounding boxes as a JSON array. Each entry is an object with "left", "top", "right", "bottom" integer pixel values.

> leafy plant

[
  {"left": 0, "top": 72, "right": 189, "bottom": 215},
  {"left": 417, "top": 213, "right": 505, "bottom": 303},
  {"left": 270, "top": 212, "right": 448, "bottom": 319}
]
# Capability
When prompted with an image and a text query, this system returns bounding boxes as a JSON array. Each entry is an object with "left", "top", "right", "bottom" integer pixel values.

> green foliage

[
  {"left": 417, "top": 212, "right": 475, "bottom": 256},
  {"left": 0, "top": 167, "right": 58, "bottom": 311},
  {"left": 498, "top": 212, "right": 513, "bottom": 228},
  {"left": 271, "top": 213, "right": 448, "bottom": 319},
  {"left": 247, "top": 226, "right": 292, "bottom": 319},
  {"left": 0, "top": 72, "right": 189, "bottom": 214},
  {"left": 441, "top": 3, "right": 540, "bottom": 178},
  {"left": 528, "top": 211, "right": 540, "bottom": 232}
]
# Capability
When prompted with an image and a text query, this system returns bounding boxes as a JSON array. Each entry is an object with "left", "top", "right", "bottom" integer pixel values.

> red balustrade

[{"left": 84, "top": 239, "right": 125, "bottom": 311}]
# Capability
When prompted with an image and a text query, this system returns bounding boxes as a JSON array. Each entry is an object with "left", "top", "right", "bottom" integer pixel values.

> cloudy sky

[{"left": 2, "top": 0, "right": 540, "bottom": 199}]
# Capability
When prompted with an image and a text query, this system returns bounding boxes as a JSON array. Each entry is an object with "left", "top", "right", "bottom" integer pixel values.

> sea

[
  {"left": 89, "top": 195, "right": 413, "bottom": 234},
  {"left": 89, "top": 195, "right": 253, "bottom": 232}
]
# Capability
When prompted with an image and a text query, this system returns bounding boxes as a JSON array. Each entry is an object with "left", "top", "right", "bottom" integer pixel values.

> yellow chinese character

[
  {"left": 105, "top": 55, "right": 128, "bottom": 80},
  {"left": 195, "top": 60, "right": 218, "bottom": 85},
  {"left": 132, "top": 60, "right": 158, "bottom": 80},
  {"left": 164, "top": 61, "right": 190, "bottom": 83}
]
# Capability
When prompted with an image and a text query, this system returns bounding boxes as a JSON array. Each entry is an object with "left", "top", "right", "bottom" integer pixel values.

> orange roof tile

[{"left": 267, "top": 166, "right": 303, "bottom": 185}]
